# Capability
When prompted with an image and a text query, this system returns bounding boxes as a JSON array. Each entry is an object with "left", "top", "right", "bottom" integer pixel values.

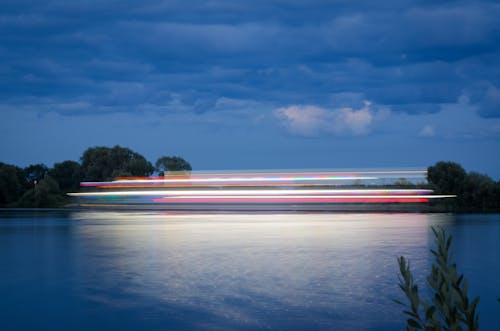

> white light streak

[
  {"left": 156, "top": 195, "right": 455, "bottom": 199},
  {"left": 69, "top": 189, "right": 434, "bottom": 197}
]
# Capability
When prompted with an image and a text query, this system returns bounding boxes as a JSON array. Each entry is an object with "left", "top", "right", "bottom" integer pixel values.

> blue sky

[{"left": 1, "top": 0, "right": 500, "bottom": 178}]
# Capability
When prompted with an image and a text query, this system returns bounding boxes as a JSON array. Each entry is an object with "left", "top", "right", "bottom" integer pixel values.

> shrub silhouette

[{"left": 396, "top": 227, "right": 480, "bottom": 331}]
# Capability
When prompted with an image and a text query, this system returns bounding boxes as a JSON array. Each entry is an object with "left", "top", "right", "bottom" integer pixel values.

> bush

[{"left": 396, "top": 227, "right": 480, "bottom": 331}]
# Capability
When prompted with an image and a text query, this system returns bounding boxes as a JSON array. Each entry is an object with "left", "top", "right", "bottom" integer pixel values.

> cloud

[
  {"left": 466, "top": 83, "right": 500, "bottom": 118},
  {"left": 375, "top": 94, "right": 500, "bottom": 141},
  {"left": 274, "top": 101, "right": 379, "bottom": 136},
  {"left": 419, "top": 125, "right": 435, "bottom": 137},
  {"left": 274, "top": 105, "right": 328, "bottom": 136},
  {"left": 0, "top": 0, "right": 499, "bottom": 122}
]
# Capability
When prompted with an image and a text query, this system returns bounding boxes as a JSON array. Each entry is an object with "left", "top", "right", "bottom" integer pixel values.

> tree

[
  {"left": 396, "top": 227, "right": 480, "bottom": 331},
  {"left": 23, "top": 163, "right": 49, "bottom": 186},
  {"left": 49, "top": 160, "right": 82, "bottom": 193},
  {"left": 80, "top": 146, "right": 154, "bottom": 181},
  {"left": 0, "top": 162, "right": 26, "bottom": 207},
  {"left": 427, "top": 161, "right": 467, "bottom": 196},
  {"left": 18, "top": 174, "right": 64, "bottom": 207},
  {"left": 427, "top": 161, "right": 500, "bottom": 210},
  {"left": 427, "top": 161, "right": 467, "bottom": 208},
  {"left": 462, "top": 172, "right": 495, "bottom": 210},
  {"left": 494, "top": 181, "right": 500, "bottom": 210},
  {"left": 155, "top": 156, "right": 192, "bottom": 175},
  {"left": 393, "top": 178, "right": 415, "bottom": 188}
]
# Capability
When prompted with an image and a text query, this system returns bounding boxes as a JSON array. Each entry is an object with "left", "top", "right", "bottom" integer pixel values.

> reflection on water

[{"left": 0, "top": 211, "right": 498, "bottom": 331}]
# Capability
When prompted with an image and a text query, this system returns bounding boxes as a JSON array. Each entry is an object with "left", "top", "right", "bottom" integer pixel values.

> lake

[{"left": 0, "top": 211, "right": 499, "bottom": 330}]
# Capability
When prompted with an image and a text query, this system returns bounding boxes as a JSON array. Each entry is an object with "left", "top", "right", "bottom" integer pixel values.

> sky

[{"left": 1, "top": 0, "right": 500, "bottom": 178}]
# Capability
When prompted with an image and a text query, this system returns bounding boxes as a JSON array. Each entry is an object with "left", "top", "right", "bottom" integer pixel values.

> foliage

[
  {"left": 155, "top": 156, "right": 192, "bottom": 175},
  {"left": 396, "top": 227, "right": 480, "bottom": 331},
  {"left": 428, "top": 162, "right": 467, "bottom": 196},
  {"left": 462, "top": 172, "right": 496, "bottom": 210},
  {"left": 427, "top": 161, "right": 500, "bottom": 211},
  {"left": 80, "top": 145, "right": 154, "bottom": 181},
  {"left": 18, "top": 175, "right": 65, "bottom": 207},
  {"left": 0, "top": 162, "right": 26, "bottom": 207},
  {"left": 49, "top": 160, "right": 82, "bottom": 193},
  {"left": 394, "top": 178, "right": 416, "bottom": 188},
  {"left": 23, "top": 163, "right": 49, "bottom": 185},
  {"left": 1, "top": 146, "right": 192, "bottom": 207}
]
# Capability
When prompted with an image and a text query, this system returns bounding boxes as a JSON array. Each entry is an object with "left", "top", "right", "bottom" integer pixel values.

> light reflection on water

[{"left": 0, "top": 211, "right": 498, "bottom": 331}]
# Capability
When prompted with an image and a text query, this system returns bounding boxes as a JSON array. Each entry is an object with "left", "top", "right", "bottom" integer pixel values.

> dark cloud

[
  {"left": 466, "top": 82, "right": 500, "bottom": 118},
  {"left": 0, "top": 0, "right": 499, "bottom": 118}
]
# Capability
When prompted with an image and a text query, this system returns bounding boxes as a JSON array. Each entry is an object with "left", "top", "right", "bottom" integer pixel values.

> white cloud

[
  {"left": 274, "top": 105, "right": 328, "bottom": 136},
  {"left": 419, "top": 124, "right": 435, "bottom": 137},
  {"left": 273, "top": 101, "right": 378, "bottom": 136}
]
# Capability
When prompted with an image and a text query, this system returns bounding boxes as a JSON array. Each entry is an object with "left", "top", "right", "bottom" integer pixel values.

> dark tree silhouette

[
  {"left": 428, "top": 161, "right": 500, "bottom": 210},
  {"left": 155, "top": 156, "right": 192, "bottom": 175},
  {"left": 24, "top": 163, "right": 49, "bottom": 185},
  {"left": 81, "top": 145, "right": 154, "bottom": 181},
  {"left": 49, "top": 160, "right": 82, "bottom": 193},
  {"left": 427, "top": 161, "right": 467, "bottom": 196},
  {"left": 0, "top": 162, "right": 25, "bottom": 206}
]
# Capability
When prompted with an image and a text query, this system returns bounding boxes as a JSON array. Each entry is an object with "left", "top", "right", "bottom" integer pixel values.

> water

[{"left": 0, "top": 211, "right": 499, "bottom": 331}]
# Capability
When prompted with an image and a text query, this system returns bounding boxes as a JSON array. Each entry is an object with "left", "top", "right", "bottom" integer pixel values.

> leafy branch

[{"left": 396, "top": 227, "right": 480, "bottom": 331}]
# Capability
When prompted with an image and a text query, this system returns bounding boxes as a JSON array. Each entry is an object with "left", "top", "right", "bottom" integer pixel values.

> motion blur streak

[
  {"left": 80, "top": 170, "right": 426, "bottom": 188},
  {"left": 69, "top": 189, "right": 435, "bottom": 197},
  {"left": 152, "top": 198, "right": 431, "bottom": 203},
  {"left": 69, "top": 169, "right": 455, "bottom": 209}
]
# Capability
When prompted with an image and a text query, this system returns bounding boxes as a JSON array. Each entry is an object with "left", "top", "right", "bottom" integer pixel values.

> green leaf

[
  {"left": 470, "top": 296, "right": 480, "bottom": 310},
  {"left": 462, "top": 280, "right": 468, "bottom": 297},
  {"left": 425, "top": 306, "right": 436, "bottom": 320},
  {"left": 446, "top": 236, "right": 452, "bottom": 250},
  {"left": 404, "top": 310, "right": 420, "bottom": 319},
  {"left": 407, "top": 318, "right": 422, "bottom": 329},
  {"left": 394, "top": 299, "right": 405, "bottom": 306},
  {"left": 456, "top": 274, "right": 463, "bottom": 287},
  {"left": 431, "top": 226, "right": 438, "bottom": 237}
]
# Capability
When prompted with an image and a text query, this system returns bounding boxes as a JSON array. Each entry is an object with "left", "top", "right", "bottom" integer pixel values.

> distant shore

[{"left": 1, "top": 204, "right": 491, "bottom": 213}]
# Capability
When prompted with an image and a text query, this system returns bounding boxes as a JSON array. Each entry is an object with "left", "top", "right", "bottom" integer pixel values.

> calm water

[{"left": 0, "top": 211, "right": 499, "bottom": 331}]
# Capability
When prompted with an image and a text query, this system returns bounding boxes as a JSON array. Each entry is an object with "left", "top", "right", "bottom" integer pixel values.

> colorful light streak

[
  {"left": 69, "top": 170, "right": 455, "bottom": 209},
  {"left": 69, "top": 189, "right": 434, "bottom": 197},
  {"left": 79, "top": 170, "right": 427, "bottom": 189},
  {"left": 151, "top": 197, "right": 432, "bottom": 204}
]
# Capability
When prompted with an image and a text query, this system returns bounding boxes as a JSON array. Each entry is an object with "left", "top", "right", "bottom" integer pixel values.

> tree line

[
  {"left": 0, "top": 145, "right": 192, "bottom": 208},
  {"left": 427, "top": 161, "right": 500, "bottom": 211},
  {"left": 1, "top": 154, "right": 499, "bottom": 210}
]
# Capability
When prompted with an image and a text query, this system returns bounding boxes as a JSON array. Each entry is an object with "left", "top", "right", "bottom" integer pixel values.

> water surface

[{"left": 0, "top": 211, "right": 499, "bottom": 330}]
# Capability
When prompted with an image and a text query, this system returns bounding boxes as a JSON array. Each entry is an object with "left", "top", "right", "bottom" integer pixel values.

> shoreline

[{"left": 2, "top": 205, "right": 497, "bottom": 214}]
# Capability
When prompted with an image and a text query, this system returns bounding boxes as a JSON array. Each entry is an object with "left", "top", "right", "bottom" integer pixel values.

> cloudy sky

[{"left": 1, "top": 0, "right": 500, "bottom": 177}]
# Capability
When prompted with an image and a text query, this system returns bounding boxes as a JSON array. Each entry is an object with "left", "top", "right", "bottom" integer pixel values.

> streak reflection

[{"left": 69, "top": 211, "right": 444, "bottom": 330}]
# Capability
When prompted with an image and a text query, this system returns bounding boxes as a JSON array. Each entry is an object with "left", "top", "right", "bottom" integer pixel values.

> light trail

[
  {"left": 69, "top": 189, "right": 434, "bottom": 197},
  {"left": 152, "top": 197, "right": 432, "bottom": 203},
  {"left": 81, "top": 176, "right": 378, "bottom": 187},
  {"left": 151, "top": 195, "right": 455, "bottom": 199},
  {"left": 68, "top": 169, "right": 456, "bottom": 209},
  {"left": 80, "top": 170, "right": 428, "bottom": 188}
]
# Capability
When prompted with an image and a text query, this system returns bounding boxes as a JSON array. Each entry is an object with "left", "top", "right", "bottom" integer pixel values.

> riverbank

[{"left": 0, "top": 203, "right": 477, "bottom": 213}]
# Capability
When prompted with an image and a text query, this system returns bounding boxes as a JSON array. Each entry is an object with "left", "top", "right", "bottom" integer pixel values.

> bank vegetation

[
  {"left": 1, "top": 150, "right": 499, "bottom": 210},
  {"left": 0, "top": 145, "right": 191, "bottom": 208}
]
